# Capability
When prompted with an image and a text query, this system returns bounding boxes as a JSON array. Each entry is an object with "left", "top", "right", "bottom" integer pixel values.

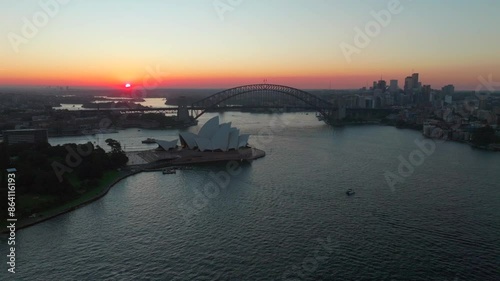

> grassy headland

[{"left": 1, "top": 140, "right": 128, "bottom": 232}]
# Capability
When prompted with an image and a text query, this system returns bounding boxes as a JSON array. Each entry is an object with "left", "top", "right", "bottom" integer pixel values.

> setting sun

[{"left": 125, "top": 83, "right": 131, "bottom": 88}]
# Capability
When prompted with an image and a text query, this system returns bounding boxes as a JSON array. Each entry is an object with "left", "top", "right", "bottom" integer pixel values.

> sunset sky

[{"left": 1, "top": 0, "right": 499, "bottom": 90}]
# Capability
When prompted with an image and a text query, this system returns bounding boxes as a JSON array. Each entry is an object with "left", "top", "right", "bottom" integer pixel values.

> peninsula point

[{"left": 126, "top": 116, "right": 265, "bottom": 167}]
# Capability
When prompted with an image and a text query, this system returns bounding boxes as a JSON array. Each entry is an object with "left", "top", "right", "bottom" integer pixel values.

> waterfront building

[
  {"left": 156, "top": 116, "right": 249, "bottom": 152},
  {"left": 2, "top": 129, "right": 48, "bottom": 145}
]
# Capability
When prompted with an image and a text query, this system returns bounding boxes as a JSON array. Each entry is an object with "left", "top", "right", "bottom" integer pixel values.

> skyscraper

[
  {"left": 412, "top": 73, "right": 419, "bottom": 89},
  {"left": 377, "top": 80, "right": 387, "bottom": 92},
  {"left": 404, "top": 76, "right": 413, "bottom": 93},
  {"left": 389, "top": 80, "right": 398, "bottom": 93},
  {"left": 422, "top": 85, "right": 432, "bottom": 104},
  {"left": 442, "top": 84, "right": 455, "bottom": 96}
]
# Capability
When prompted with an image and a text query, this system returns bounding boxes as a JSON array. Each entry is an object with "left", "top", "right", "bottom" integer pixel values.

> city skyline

[{"left": 1, "top": 0, "right": 499, "bottom": 90}]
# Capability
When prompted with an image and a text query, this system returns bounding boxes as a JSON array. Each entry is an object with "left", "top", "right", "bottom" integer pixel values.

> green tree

[
  {"left": 471, "top": 126, "right": 496, "bottom": 146},
  {"left": 105, "top": 139, "right": 128, "bottom": 168}
]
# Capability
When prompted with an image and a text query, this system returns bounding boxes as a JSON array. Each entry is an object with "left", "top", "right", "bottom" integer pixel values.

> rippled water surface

[{"left": 1, "top": 113, "right": 500, "bottom": 281}]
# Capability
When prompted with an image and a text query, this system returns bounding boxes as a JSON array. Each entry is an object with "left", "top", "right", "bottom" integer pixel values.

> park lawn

[
  {"left": 1, "top": 170, "right": 122, "bottom": 230},
  {"left": 66, "top": 172, "right": 81, "bottom": 189},
  {"left": 38, "top": 170, "right": 122, "bottom": 215},
  {"left": 17, "top": 194, "right": 59, "bottom": 215}
]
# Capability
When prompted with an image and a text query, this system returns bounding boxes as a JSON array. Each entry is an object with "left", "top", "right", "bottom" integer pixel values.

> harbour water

[
  {"left": 1, "top": 113, "right": 500, "bottom": 280},
  {"left": 55, "top": 98, "right": 175, "bottom": 112}
]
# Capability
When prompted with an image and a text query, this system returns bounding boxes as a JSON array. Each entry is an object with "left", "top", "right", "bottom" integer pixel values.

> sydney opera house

[
  {"left": 155, "top": 116, "right": 250, "bottom": 152},
  {"left": 127, "top": 116, "right": 265, "bottom": 166}
]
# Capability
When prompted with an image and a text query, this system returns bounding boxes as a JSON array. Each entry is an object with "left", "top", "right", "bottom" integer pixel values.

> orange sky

[{"left": 1, "top": 0, "right": 499, "bottom": 90}]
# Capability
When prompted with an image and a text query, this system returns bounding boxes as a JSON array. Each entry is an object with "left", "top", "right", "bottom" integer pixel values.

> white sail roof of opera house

[
  {"left": 155, "top": 139, "right": 178, "bottom": 151},
  {"left": 179, "top": 132, "right": 198, "bottom": 150},
  {"left": 197, "top": 116, "right": 220, "bottom": 139},
  {"left": 160, "top": 116, "right": 250, "bottom": 152},
  {"left": 228, "top": 128, "right": 240, "bottom": 150}
]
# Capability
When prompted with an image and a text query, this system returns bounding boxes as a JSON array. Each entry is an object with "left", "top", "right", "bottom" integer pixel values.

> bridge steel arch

[{"left": 191, "top": 84, "right": 336, "bottom": 120}]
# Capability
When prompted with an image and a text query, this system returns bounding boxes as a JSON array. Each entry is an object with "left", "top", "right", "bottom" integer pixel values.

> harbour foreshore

[{"left": 2, "top": 148, "right": 265, "bottom": 234}]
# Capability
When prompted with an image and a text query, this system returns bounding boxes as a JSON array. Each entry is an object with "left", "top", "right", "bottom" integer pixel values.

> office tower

[
  {"left": 404, "top": 76, "right": 413, "bottom": 93},
  {"left": 412, "top": 73, "right": 419, "bottom": 89},
  {"left": 389, "top": 80, "right": 398, "bottom": 93}
]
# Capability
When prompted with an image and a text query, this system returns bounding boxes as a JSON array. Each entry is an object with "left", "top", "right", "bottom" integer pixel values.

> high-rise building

[
  {"left": 389, "top": 80, "right": 399, "bottom": 93},
  {"left": 377, "top": 80, "right": 387, "bottom": 92},
  {"left": 412, "top": 73, "right": 419, "bottom": 89},
  {"left": 442, "top": 84, "right": 455, "bottom": 96},
  {"left": 404, "top": 76, "right": 413, "bottom": 93},
  {"left": 421, "top": 85, "right": 432, "bottom": 104}
]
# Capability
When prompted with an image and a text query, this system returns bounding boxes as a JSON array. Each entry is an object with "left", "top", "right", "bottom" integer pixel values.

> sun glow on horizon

[{"left": 1, "top": 1, "right": 499, "bottom": 90}]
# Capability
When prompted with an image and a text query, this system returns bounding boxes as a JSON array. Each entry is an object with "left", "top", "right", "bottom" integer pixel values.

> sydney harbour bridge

[
  {"left": 83, "top": 84, "right": 395, "bottom": 125},
  {"left": 189, "top": 84, "right": 337, "bottom": 121}
]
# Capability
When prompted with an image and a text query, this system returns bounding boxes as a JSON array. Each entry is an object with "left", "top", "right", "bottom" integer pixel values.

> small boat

[
  {"left": 142, "top": 138, "right": 156, "bottom": 144},
  {"left": 346, "top": 189, "right": 355, "bottom": 196},
  {"left": 163, "top": 168, "right": 176, "bottom": 174}
]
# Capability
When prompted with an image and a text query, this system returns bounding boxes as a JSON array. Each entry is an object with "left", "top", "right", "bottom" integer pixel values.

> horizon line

[{"left": 0, "top": 85, "right": 481, "bottom": 92}]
